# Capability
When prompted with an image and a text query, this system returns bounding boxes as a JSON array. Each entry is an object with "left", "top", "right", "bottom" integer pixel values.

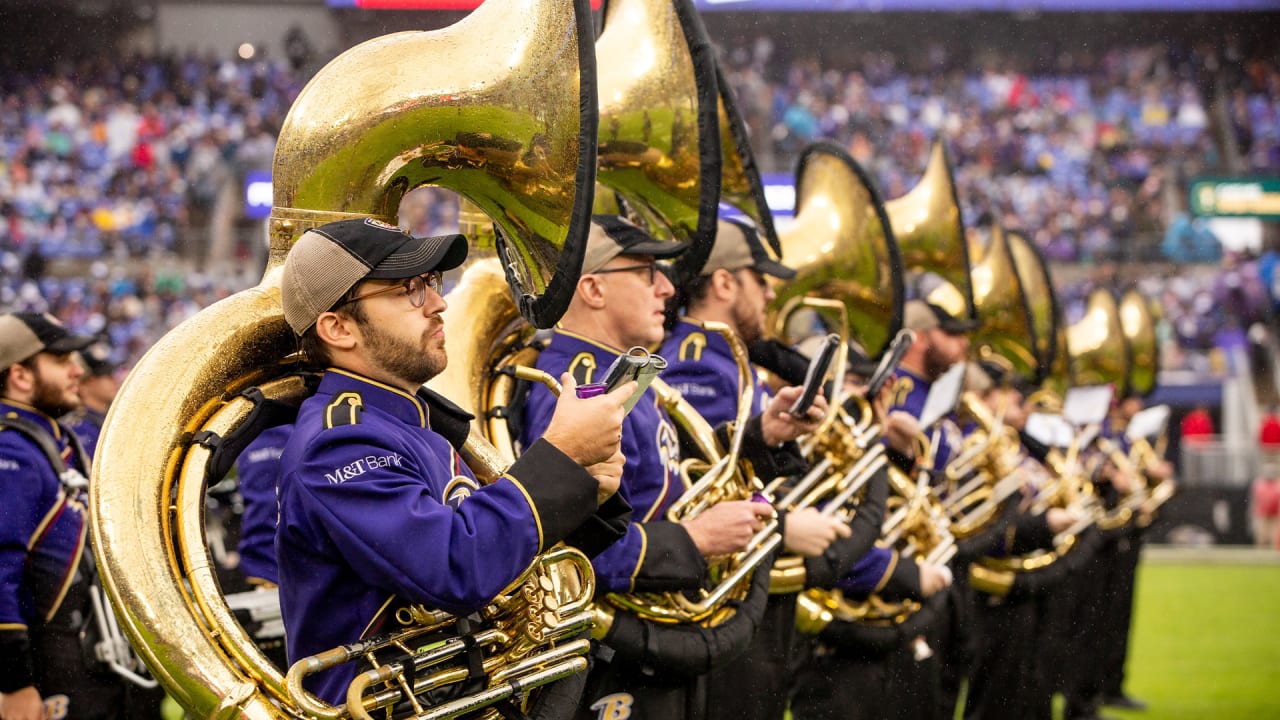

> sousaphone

[
  {"left": 90, "top": 0, "right": 600, "bottom": 717},
  {"left": 594, "top": 0, "right": 721, "bottom": 274},
  {"left": 886, "top": 140, "right": 976, "bottom": 324},
  {"left": 968, "top": 225, "right": 1038, "bottom": 381},
  {"left": 1005, "top": 229, "right": 1062, "bottom": 387},
  {"left": 1068, "top": 288, "right": 1130, "bottom": 392}
]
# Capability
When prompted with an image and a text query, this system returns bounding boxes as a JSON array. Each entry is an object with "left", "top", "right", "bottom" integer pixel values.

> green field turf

[{"left": 1104, "top": 561, "right": 1280, "bottom": 720}]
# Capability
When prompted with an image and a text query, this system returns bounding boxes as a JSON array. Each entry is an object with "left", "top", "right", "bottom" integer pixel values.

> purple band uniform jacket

[
  {"left": 0, "top": 401, "right": 91, "bottom": 692},
  {"left": 277, "top": 369, "right": 606, "bottom": 703},
  {"left": 659, "top": 319, "right": 769, "bottom": 429},
  {"left": 237, "top": 424, "right": 290, "bottom": 586},
  {"left": 520, "top": 330, "right": 707, "bottom": 595}
]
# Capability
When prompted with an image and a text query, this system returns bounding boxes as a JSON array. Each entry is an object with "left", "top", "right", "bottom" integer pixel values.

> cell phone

[
  {"left": 790, "top": 334, "right": 840, "bottom": 418},
  {"left": 865, "top": 329, "right": 916, "bottom": 400}
]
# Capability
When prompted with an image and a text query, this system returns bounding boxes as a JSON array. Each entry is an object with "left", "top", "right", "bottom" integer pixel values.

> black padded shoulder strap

[{"left": 0, "top": 414, "right": 69, "bottom": 475}]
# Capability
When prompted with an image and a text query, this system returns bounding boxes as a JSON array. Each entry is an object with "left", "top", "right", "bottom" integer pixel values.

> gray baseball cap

[
  {"left": 0, "top": 313, "right": 95, "bottom": 368},
  {"left": 281, "top": 218, "right": 468, "bottom": 334}
]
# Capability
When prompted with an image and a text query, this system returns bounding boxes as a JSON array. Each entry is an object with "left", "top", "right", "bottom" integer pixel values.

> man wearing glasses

[
  {"left": 273, "top": 218, "right": 634, "bottom": 705},
  {"left": 519, "top": 215, "right": 813, "bottom": 719}
]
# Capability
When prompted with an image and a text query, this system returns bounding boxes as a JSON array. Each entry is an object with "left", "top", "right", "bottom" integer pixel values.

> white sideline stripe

[{"left": 1141, "top": 545, "right": 1280, "bottom": 565}]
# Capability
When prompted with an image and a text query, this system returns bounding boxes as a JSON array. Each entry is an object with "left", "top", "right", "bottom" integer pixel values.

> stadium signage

[{"left": 1190, "top": 178, "right": 1280, "bottom": 220}]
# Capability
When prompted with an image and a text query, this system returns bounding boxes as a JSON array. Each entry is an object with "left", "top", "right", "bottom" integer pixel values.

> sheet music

[
  {"left": 1062, "top": 385, "right": 1113, "bottom": 427},
  {"left": 1025, "top": 412, "right": 1075, "bottom": 448},
  {"left": 919, "top": 362, "right": 966, "bottom": 430},
  {"left": 1126, "top": 404, "right": 1171, "bottom": 441}
]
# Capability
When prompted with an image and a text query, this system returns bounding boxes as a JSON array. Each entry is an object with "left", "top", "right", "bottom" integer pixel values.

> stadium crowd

[{"left": 2, "top": 38, "right": 1278, "bottom": 376}]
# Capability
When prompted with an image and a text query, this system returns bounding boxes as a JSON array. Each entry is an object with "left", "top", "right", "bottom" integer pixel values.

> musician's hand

[
  {"left": 682, "top": 500, "right": 776, "bottom": 557},
  {"left": 782, "top": 507, "right": 852, "bottom": 556},
  {"left": 884, "top": 411, "right": 921, "bottom": 457},
  {"left": 761, "top": 386, "right": 827, "bottom": 446},
  {"left": 1108, "top": 467, "right": 1137, "bottom": 495},
  {"left": 1146, "top": 459, "right": 1174, "bottom": 482},
  {"left": 0, "top": 686, "right": 43, "bottom": 720},
  {"left": 919, "top": 562, "right": 952, "bottom": 597},
  {"left": 542, "top": 374, "right": 635, "bottom": 467},
  {"left": 1045, "top": 507, "right": 1083, "bottom": 534},
  {"left": 584, "top": 448, "right": 625, "bottom": 506}
]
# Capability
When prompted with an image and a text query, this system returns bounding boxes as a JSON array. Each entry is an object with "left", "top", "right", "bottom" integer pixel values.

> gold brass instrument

[
  {"left": 943, "top": 391, "right": 1028, "bottom": 538},
  {"left": 605, "top": 324, "right": 782, "bottom": 626},
  {"left": 885, "top": 139, "right": 976, "bottom": 323},
  {"left": 794, "top": 465, "right": 956, "bottom": 635},
  {"left": 968, "top": 225, "right": 1038, "bottom": 380},
  {"left": 1119, "top": 288, "right": 1158, "bottom": 399},
  {"left": 1118, "top": 288, "right": 1176, "bottom": 517},
  {"left": 90, "top": 1, "right": 602, "bottom": 717},
  {"left": 1068, "top": 289, "right": 1130, "bottom": 391},
  {"left": 712, "top": 59, "right": 782, "bottom": 263},
  {"left": 1005, "top": 230, "right": 1060, "bottom": 385},
  {"left": 763, "top": 141, "right": 905, "bottom": 592},
  {"left": 772, "top": 141, "right": 905, "bottom": 359},
  {"left": 594, "top": 0, "right": 720, "bottom": 272}
]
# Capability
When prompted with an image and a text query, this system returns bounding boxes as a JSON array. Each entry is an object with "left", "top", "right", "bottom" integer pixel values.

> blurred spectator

[{"left": 1180, "top": 404, "right": 1216, "bottom": 444}]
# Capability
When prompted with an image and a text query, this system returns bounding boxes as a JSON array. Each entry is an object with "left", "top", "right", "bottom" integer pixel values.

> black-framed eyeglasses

[
  {"left": 336, "top": 271, "right": 444, "bottom": 309},
  {"left": 733, "top": 266, "right": 767, "bottom": 288},
  {"left": 590, "top": 262, "right": 660, "bottom": 286}
]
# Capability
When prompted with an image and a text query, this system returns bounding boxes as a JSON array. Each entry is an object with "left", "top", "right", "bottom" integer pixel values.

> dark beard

[
  {"left": 32, "top": 375, "right": 80, "bottom": 417},
  {"left": 731, "top": 299, "right": 764, "bottom": 346},
  {"left": 361, "top": 319, "right": 447, "bottom": 387},
  {"left": 923, "top": 343, "right": 953, "bottom": 381}
]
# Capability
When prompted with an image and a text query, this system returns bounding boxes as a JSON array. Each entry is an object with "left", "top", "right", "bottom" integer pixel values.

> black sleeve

[
  {"left": 632, "top": 521, "right": 708, "bottom": 592},
  {"left": 803, "top": 467, "right": 890, "bottom": 589},
  {"left": 1007, "top": 511, "right": 1056, "bottom": 555},
  {"left": 601, "top": 557, "right": 774, "bottom": 677},
  {"left": 717, "top": 415, "right": 807, "bottom": 480},
  {"left": 954, "top": 499, "right": 1019, "bottom": 565},
  {"left": 886, "top": 445, "right": 917, "bottom": 475},
  {"left": 878, "top": 555, "right": 924, "bottom": 602},
  {"left": 1019, "top": 430, "right": 1052, "bottom": 463},
  {"left": 561, "top": 493, "right": 633, "bottom": 558},
  {"left": 508, "top": 439, "right": 610, "bottom": 552},
  {"left": 0, "top": 629, "right": 34, "bottom": 693}
]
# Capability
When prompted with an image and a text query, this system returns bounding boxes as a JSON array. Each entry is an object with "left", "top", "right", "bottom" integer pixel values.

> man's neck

[
  {"left": 556, "top": 313, "right": 627, "bottom": 352},
  {"left": 685, "top": 305, "right": 734, "bottom": 333},
  {"left": 84, "top": 399, "right": 110, "bottom": 415}
]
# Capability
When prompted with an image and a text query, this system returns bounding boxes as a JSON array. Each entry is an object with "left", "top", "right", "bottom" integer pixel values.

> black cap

[
  {"left": 976, "top": 355, "right": 1035, "bottom": 395},
  {"left": 845, "top": 341, "right": 880, "bottom": 378},
  {"left": 0, "top": 312, "right": 96, "bottom": 367},
  {"left": 81, "top": 340, "right": 117, "bottom": 376},
  {"left": 582, "top": 215, "right": 688, "bottom": 273}
]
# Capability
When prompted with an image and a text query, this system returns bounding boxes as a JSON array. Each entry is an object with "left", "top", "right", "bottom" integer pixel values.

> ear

[
  {"left": 577, "top": 275, "right": 608, "bottom": 310},
  {"left": 314, "top": 311, "right": 359, "bottom": 352},
  {"left": 709, "top": 268, "right": 738, "bottom": 302},
  {"left": 4, "top": 361, "right": 34, "bottom": 397}
]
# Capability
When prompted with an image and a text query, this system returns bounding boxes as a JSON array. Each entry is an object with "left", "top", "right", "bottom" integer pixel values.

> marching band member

[
  {"left": 660, "top": 219, "right": 872, "bottom": 720},
  {"left": 273, "top": 218, "right": 633, "bottom": 705},
  {"left": 519, "top": 215, "right": 822, "bottom": 720},
  {"left": 0, "top": 313, "right": 127, "bottom": 720}
]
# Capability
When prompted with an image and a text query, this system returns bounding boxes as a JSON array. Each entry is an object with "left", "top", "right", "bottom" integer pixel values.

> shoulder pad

[{"left": 324, "top": 392, "right": 364, "bottom": 429}]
